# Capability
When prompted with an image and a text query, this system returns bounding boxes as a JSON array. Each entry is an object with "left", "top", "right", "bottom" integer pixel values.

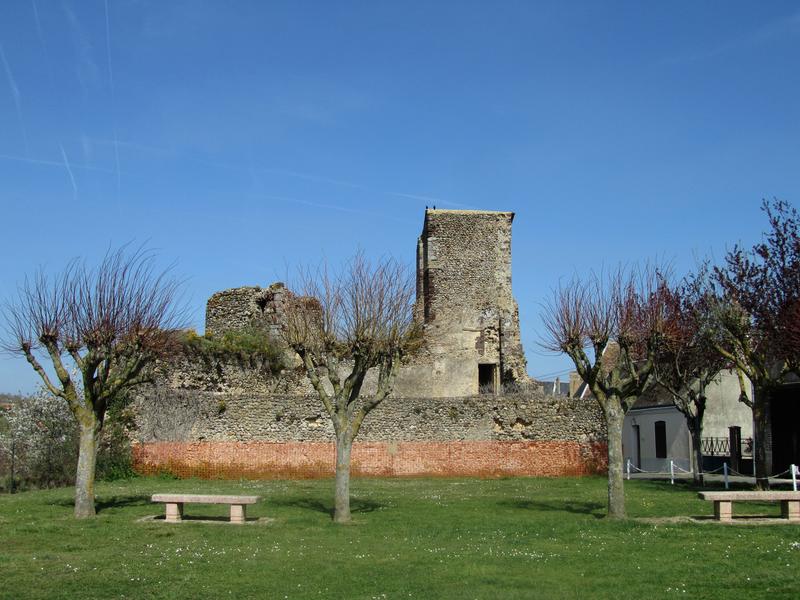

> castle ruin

[
  {"left": 199, "top": 209, "right": 530, "bottom": 398},
  {"left": 131, "top": 208, "right": 607, "bottom": 479}
]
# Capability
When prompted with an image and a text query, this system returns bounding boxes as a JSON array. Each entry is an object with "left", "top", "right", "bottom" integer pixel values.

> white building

[{"left": 622, "top": 370, "right": 753, "bottom": 473}]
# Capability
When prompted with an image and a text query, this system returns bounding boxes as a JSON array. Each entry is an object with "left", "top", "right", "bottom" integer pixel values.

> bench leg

[
  {"left": 165, "top": 502, "right": 184, "bottom": 523},
  {"left": 230, "top": 504, "right": 246, "bottom": 524},
  {"left": 714, "top": 500, "right": 733, "bottom": 522},
  {"left": 781, "top": 500, "right": 800, "bottom": 522}
]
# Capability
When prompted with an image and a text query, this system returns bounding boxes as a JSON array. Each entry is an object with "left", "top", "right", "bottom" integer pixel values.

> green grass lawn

[{"left": 1, "top": 476, "right": 799, "bottom": 599}]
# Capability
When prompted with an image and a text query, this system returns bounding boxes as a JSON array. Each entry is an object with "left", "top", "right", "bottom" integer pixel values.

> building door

[{"left": 771, "top": 384, "right": 800, "bottom": 475}]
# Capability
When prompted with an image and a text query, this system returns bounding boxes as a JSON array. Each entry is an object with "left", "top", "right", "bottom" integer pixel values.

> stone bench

[
  {"left": 698, "top": 491, "right": 800, "bottom": 522},
  {"left": 151, "top": 494, "right": 260, "bottom": 524}
]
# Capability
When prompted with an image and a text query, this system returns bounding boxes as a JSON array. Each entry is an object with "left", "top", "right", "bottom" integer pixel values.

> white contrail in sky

[
  {"left": 104, "top": 0, "right": 122, "bottom": 195},
  {"left": 388, "top": 191, "right": 477, "bottom": 209},
  {"left": 59, "top": 144, "right": 78, "bottom": 199},
  {"left": 190, "top": 155, "right": 368, "bottom": 191},
  {"left": 261, "top": 194, "right": 363, "bottom": 215},
  {"left": 87, "top": 137, "right": 172, "bottom": 156},
  {"left": 0, "top": 43, "right": 30, "bottom": 156},
  {"left": 261, "top": 167, "right": 367, "bottom": 190},
  {"left": 0, "top": 152, "right": 119, "bottom": 174},
  {"left": 104, "top": 0, "right": 114, "bottom": 91},
  {"left": 83, "top": 136, "right": 472, "bottom": 213},
  {"left": 259, "top": 194, "right": 415, "bottom": 225},
  {"left": 31, "top": 0, "right": 58, "bottom": 91},
  {"left": 199, "top": 159, "right": 470, "bottom": 209},
  {"left": 31, "top": 0, "right": 44, "bottom": 38}
]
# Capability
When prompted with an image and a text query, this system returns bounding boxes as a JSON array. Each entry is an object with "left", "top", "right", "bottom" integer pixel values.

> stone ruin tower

[{"left": 402, "top": 209, "right": 529, "bottom": 397}]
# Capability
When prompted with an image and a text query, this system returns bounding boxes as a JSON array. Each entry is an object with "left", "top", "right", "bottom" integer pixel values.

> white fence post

[
  {"left": 724, "top": 462, "right": 729, "bottom": 490},
  {"left": 792, "top": 464, "right": 797, "bottom": 492},
  {"left": 670, "top": 460, "right": 675, "bottom": 485},
  {"left": 627, "top": 459, "right": 631, "bottom": 481}
]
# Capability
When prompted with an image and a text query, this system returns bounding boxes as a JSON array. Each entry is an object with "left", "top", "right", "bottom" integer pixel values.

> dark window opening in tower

[{"left": 479, "top": 363, "right": 497, "bottom": 395}]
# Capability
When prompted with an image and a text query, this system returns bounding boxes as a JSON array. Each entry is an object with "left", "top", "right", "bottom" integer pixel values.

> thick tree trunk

[
  {"left": 333, "top": 432, "right": 352, "bottom": 523},
  {"left": 74, "top": 420, "right": 99, "bottom": 518},
  {"left": 604, "top": 402, "right": 626, "bottom": 519},
  {"left": 689, "top": 418, "right": 704, "bottom": 486},
  {"left": 752, "top": 389, "right": 771, "bottom": 490}
]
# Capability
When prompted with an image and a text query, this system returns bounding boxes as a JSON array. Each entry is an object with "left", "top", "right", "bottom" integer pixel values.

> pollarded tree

[
  {"left": 712, "top": 199, "right": 800, "bottom": 488},
  {"left": 2, "top": 248, "right": 184, "bottom": 517},
  {"left": 541, "top": 267, "right": 669, "bottom": 519},
  {"left": 280, "top": 252, "right": 420, "bottom": 523},
  {"left": 652, "top": 272, "right": 727, "bottom": 486}
]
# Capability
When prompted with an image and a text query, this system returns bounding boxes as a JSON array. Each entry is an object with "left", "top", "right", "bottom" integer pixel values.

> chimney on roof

[{"left": 569, "top": 371, "right": 583, "bottom": 398}]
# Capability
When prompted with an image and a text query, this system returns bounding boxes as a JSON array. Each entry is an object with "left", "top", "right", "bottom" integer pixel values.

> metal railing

[
  {"left": 701, "top": 436, "right": 753, "bottom": 457},
  {"left": 626, "top": 458, "right": 800, "bottom": 490}
]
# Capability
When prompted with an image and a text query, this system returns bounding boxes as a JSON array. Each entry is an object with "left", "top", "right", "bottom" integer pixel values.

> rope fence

[{"left": 625, "top": 458, "right": 800, "bottom": 489}]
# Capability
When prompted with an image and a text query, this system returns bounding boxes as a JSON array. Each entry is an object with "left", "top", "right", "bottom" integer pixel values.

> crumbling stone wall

[
  {"left": 205, "top": 282, "right": 289, "bottom": 337},
  {"left": 142, "top": 341, "right": 600, "bottom": 459},
  {"left": 157, "top": 353, "right": 312, "bottom": 396},
  {"left": 133, "top": 390, "right": 604, "bottom": 444}
]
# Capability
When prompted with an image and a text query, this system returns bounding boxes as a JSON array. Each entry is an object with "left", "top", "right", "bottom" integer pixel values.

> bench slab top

[
  {"left": 152, "top": 494, "right": 260, "bottom": 504},
  {"left": 699, "top": 491, "right": 800, "bottom": 501}
]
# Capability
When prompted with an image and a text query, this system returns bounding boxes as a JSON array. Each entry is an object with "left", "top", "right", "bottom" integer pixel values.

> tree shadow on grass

[
  {"left": 96, "top": 494, "right": 153, "bottom": 513},
  {"left": 631, "top": 478, "right": 757, "bottom": 494},
  {"left": 149, "top": 514, "right": 261, "bottom": 523},
  {"left": 53, "top": 494, "right": 152, "bottom": 513},
  {"left": 500, "top": 499, "right": 606, "bottom": 519},
  {"left": 269, "top": 497, "right": 384, "bottom": 517}
]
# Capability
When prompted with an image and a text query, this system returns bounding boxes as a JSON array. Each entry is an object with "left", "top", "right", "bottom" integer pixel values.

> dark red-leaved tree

[
  {"left": 712, "top": 199, "right": 800, "bottom": 488},
  {"left": 652, "top": 271, "right": 727, "bottom": 486}
]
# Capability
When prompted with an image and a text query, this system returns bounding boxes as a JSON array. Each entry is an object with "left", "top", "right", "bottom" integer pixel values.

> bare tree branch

[
  {"left": 540, "top": 264, "right": 670, "bottom": 519},
  {"left": 278, "top": 250, "right": 420, "bottom": 523},
  {"left": 1, "top": 245, "right": 186, "bottom": 517}
]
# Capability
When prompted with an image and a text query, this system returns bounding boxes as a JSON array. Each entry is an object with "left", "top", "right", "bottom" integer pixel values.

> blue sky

[{"left": 1, "top": 1, "right": 799, "bottom": 393}]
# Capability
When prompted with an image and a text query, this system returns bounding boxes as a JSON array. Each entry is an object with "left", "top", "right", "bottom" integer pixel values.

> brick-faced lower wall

[
  {"left": 131, "top": 387, "right": 608, "bottom": 478},
  {"left": 133, "top": 440, "right": 607, "bottom": 479}
]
